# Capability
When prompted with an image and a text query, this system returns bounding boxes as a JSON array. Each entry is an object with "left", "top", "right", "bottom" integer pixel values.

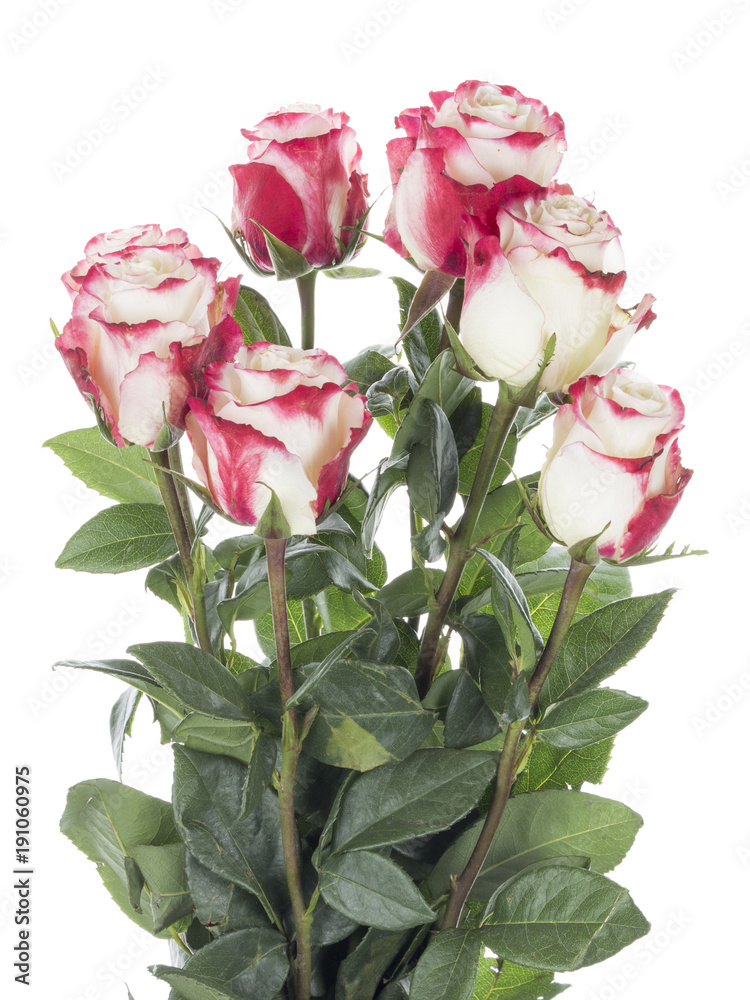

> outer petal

[
  {"left": 118, "top": 352, "right": 192, "bottom": 448},
  {"left": 578, "top": 294, "right": 656, "bottom": 383},
  {"left": 186, "top": 399, "right": 318, "bottom": 534},
  {"left": 461, "top": 226, "right": 547, "bottom": 384},
  {"left": 230, "top": 161, "right": 307, "bottom": 270}
]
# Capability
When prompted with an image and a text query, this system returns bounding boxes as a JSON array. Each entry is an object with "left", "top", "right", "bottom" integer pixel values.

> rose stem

[
  {"left": 440, "top": 558, "right": 595, "bottom": 931},
  {"left": 414, "top": 391, "right": 518, "bottom": 698},
  {"left": 167, "top": 443, "right": 196, "bottom": 546},
  {"left": 266, "top": 537, "right": 311, "bottom": 1000},
  {"left": 407, "top": 504, "right": 424, "bottom": 633},
  {"left": 296, "top": 270, "right": 318, "bottom": 351},
  {"left": 152, "top": 448, "right": 214, "bottom": 656}
]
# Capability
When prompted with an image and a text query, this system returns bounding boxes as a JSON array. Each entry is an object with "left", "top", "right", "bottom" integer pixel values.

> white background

[{"left": 1, "top": 0, "right": 748, "bottom": 997}]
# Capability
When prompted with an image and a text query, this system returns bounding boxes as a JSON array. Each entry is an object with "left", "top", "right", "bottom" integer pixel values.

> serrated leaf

[
  {"left": 332, "top": 749, "right": 497, "bottom": 853},
  {"left": 409, "top": 929, "right": 481, "bottom": 1000},
  {"left": 325, "top": 265, "right": 382, "bottom": 279},
  {"left": 56, "top": 503, "right": 177, "bottom": 574},
  {"left": 44, "top": 427, "right": 161, "bottom": 504},
  {"left": 480, "top": 865, "right": 649, "bottom": 971},
  {"left": 425, "top": 789, "right": 642, "bottom": 904},
  {"left": 378, "top": 568, "right": 443, "bottom": 617},
  {"left": 128, "top": 642, "right": 251, "bottom": 721},
  {"left": 233, "top": 284, "right": 291, "bottom": 346},
  {"left": 444, "top": 672, "right": 501, "bottom": 748},
  {"left": 60, "top": 779, "right": 182, "bottom": 936},
  {"left": 335, "top": 927, "right": 409, "bottom": 1000},
  {"left": 391, "top": 275, "right": 443, "bottom": 380},
  {"left": 319, "top": 850, "right": 435, "bottom": 930},
  {"left": 345, "top": 349, "right": 398, "bottom": 393},
  {"left": 407, "top": 399, "right": 459, "bottom": 523},
  {"left": 471, "top": 957, "right": 568, "bottom": 999},
  {"left": 540, "top": 592, "right": 675, "bottom": 709},
  {"left": 152, "top": 926, "right": 288, "bottom": 1000},
  {"left": 537, "top": 689, "right": 647, "bottom": 749},
  {"left": 110, "top": 688, "right": 141, "bottom": 779},
  {"left": 513, "top": 740, "right": 614, "bottom": 794}
]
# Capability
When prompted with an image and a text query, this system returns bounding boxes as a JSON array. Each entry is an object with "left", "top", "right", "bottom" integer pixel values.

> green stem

[
  {"left": 296, "top": 271, "right": 318, "bottom": 351},
  {"left": 414, "top": 391, "right": 518, "bottom": 697},
  {"left": 152, "top": 449, "right": 213, "bottom": 655},
  {"left": 168, "top": 443, "right": 196, "bottom": 546},
  {"left": 440, "top": 558, "right": 595, "bottom": 931},
  {"left": 266, "top": 538, "right": 311, "bottom": 1000}
]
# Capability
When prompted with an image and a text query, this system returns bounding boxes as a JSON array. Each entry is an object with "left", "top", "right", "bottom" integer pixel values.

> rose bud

[
  {"left": 56, "top": 226, "right": 241, "bottom": 448},
  {"left": 383, "top": 80, "right": 566, "bottom": 276},
  {"left": 229, "top": 104, "right": 369, "bottom": 273},
  {"left": 459, "top": 204, "right": 655, "bottom": 393},
  {"left": 185, "top": 343, "right": 372, "bottom": 535},
  {"left": 538, "top": 370, "right": 693, "bottom": 562}
]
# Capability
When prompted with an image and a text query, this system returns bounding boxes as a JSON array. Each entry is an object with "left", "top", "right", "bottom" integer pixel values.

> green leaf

[
  {"left": 345, "top": 349, "right": 397, "bottom": 393},
  {"left": 233, "top": 284, "right": 291, "bottom": 346},
  {"left": 458, "top": 403, "right": 518, "bottom": 496},
  {"left": 480, "top": 865, "right": 649, "bottom": 971},
  {"left": 471, "top": 957, "right": 568, "bottom": 999},
  {"left": 378, "top": 568, "right": 444, "bottom": 618},
  {"left": 325, "top": 265, "right": 382, "bottom": 279},
  {"left": 110, "top": 688, "right": 140, "bottom": 779},
  {"left": 186, "top": 853, "right": 269, "bottom": 934},
  {"left": 457, "top": 615, "right": 514, "bottom": 719},
  {"left": 57, "top": 657, "right": 185, "bottom": 718},
  {"left": 60, "top": 779, "right": 183, "bottom": 936},
  {"left": 146, "top": 555, "right": 185, "bottom": 614},
  {"left": 444, "top": 672, "right": 501, "bottom": 748},
  {"left": 537, "top": 689, "right": 648, "bottom": 749},
  {"left": 172, "top": 747, "right": 287, "bottom": 927},
  {"left": 319, "top": 850, "right": 435, "bottom": 930},
  {"left": 513, "top": 394, "right": 558, "bottom": 438},
  {"left": 172, "top": 716, "right": 275, "bottom": 770},
  {"left": 253, "top": 221, "right": 312, "bottom": 280},
  {"left": 361, "top": 462, "right": 408, "bottom": 557},
  {"left": 425, "top": 789, "right": 642, "bottom": 904},
  {"left": 303, "top": 660, "right": 435, "bottom": 771},
  {"left": 152, "top": 927, "right": 288, "bottom": 1000},
  {"left": 335, "top": 927, "right": 409, "bottom": 1000},
  {"left": 331, "top": 749, "right": 497, "bottom": 853},
  {"left": 130, "top": 842, "right": 192, "bottom": 933},
  {"left": 44, "top": 427, "right": 161, "bottom": 504},
  {"left": 368, "top": 366, "right": 417, "bottom": 423},
  {"left": 407, "top": 399, "right": 459, "bottom": 523},
  {"left": 540, "top": 591, "right": 675, "bottom": 710},
  {"left": 56, "top": 503, "right": 177, "bottom": 574},
  {"left": 513, "top": 740, "right": 614, "bottom": 794},
  {"left": 477, "top": 548, "right": 543, "bottom": 668},
  {"left": 391, "top": 275, "right": 443, "bottom": 380},
  {"left": 410, "top": 929, "right": 481, "bottom": 1000},
  {"left": 128, "top": 642, "right": 252, "bottom": 721}
]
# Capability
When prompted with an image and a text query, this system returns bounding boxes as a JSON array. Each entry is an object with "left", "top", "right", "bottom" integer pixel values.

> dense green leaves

[
  {"left": 331, "top": 749, "right": 497, "bottom": 853},
  {"left": 172, "top": 747, "right": 286, "bottom": 927},
  {"left": 540, "top": 591, "right": 675, "bottom": 709},
  {"left": 471, "top": 958, "right": 568, "bottom": 999},
  {"left": 56, "top": 503, "right": 176, "bottom": 573},
  {"left": 537, "top": 689, "right": 648, "bottom": 749},
  {"left": 406, "top": 398, "right": 459, "bottom": 523},
  {"left": 319, "top": 850, "right": 435, "bottom": 929},
  {"left": 60, "top": 779, "right": 187, "bottom": 935},
  {"left": 303, "top": 660, "right": 435, "bottom": 771},
  {"left": 458, "top": 403, "right": 518, "bottom": 496},
  {"left": 153, "top": 927, "right": 288, "bottom": 1000},
  {"left": 44, "top": 427, "right": 161, "bottom": 504},
  {"left": 409, "top": 930, "right": 481, "bottom": 1000},
  {"left": 335, "top": 928, "right": 408, "bottom": 1000},
  {"left": 425, "top": 790, "right": 642, "bottom": 903},
  {"left": 481, "top": 865, "right": 649, "bottom": 971}
]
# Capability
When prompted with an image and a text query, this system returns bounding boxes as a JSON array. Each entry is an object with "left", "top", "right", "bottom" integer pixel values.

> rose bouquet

[{"left": 49, "top": 84, "right": 697, "bottom": 1000}]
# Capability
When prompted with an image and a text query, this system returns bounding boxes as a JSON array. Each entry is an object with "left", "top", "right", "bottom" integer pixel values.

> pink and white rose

[
  {"left": 185, "top": 343, "right": 372, "bottom": 535},
  {"left": 459, "top": 207, "right": 655, "bottom": 392},
  {"left": 56, "top": 226, "right": 241, "bottom": 448},
  {"left": 230, "top": 104, "right": 369, "bottom": 272},
  {"left": 538, "top": 370, "right": 693, "bottom": 562},
  {"left": 384, "top": 81, "right": 566, "bottom": 276}
]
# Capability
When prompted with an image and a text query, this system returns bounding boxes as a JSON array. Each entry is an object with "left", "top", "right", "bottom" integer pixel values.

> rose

[
  {"left": 185, "top": 343, "right": 372, "bottom": 535},
  {"left": 229, "top": 104, "right": 369, "bottom": 273},
  {"left": 538, "top": 369, "right": 693, "bottom": 562},
  {"left": 56, "top": 226, "right": 241, "bottom": 449},
  {"left": 459, "top": 205, "right": 655, "bottom": 392},
  {"left": 383, "top": 80, "right": 566, "bottom": 276}
]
